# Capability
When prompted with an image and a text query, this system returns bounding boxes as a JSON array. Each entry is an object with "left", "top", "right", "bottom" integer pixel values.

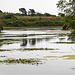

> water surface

[{"left": 0, "top": 29, "right": 75, "bottom": 75}]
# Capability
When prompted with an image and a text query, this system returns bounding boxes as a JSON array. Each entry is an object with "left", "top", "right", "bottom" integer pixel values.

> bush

[
  {"left": 2, "top": 19, "right": 64, "bottom": 27},
  {"left": 68, "top": 29, "right": 75, "bottom": 41}
]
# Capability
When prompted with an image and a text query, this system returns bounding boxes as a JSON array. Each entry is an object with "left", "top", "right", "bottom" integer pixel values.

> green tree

[
  {"left": 0, "top": 10, "right": 2, "bottom": 13},
  {"left": 57, "top": 0, "right": 75, "bottom": 15},
  {"left": 57, "top": 0, "right": 75, "bottom": 40},
  {"left": 28, "top": 9, "right": 36, "bottom": 16},
  {"left": 57, "top": 0, "right": 75, "bottom": 29},
  {"left": 19, "top": 8, "right": 27, "bottom": 16}
]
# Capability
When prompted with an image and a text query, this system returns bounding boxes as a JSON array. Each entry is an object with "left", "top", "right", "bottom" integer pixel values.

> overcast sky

[{"left": 0, "top": 0, "right": 59, "bottom": 15}]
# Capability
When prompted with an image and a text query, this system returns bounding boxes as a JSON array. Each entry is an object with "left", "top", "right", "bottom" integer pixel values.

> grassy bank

[{"left": 0, "top": 13, "right": 64, "bottom": 29}]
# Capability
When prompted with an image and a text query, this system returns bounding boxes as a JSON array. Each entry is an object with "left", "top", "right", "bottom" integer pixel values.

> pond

[{"left": 0, "top": 28, "right": 75, "bottom": 75}]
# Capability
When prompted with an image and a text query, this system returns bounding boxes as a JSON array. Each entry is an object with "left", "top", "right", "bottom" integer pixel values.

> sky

[{"left": 0, "top": 0, "right": 59, "bottom": 15}]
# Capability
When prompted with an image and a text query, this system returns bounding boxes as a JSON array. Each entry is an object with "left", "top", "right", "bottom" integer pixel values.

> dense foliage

[
  {"left": 68, "top": 29, "right": 75, "bottom": 41},
  {"left": 57, "top": 0, "right": 75, "bottom": 40},
  {"left": 0, "top": 13, "right": 63, "bottom": 28},
  {"left": 57, "top": 0, "right": 75, "bottom": 29}
]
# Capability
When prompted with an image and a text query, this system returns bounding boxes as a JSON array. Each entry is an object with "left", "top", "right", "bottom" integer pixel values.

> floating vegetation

[
  {"left": 0, "top": 49, "right": 10, "bottom": 52},
  {"left": 58, "top": 34, "right": 68, "bottom": 36},
  {"left": 55, "top": 42, "right": 75, "bottom": 44},
  {"left": 44, "top": 55, "right": 75, "bottom": 59},
  {"left": 44, "top": 56, "right": 58, "bottom": 58},
  {"left": 7, "top": 57, "right": 16, "bottom": 60},
  {"left": 0, "top": 39, "right": 3, "bottom": 42},
  {"left": 0, "top": 58, "right": 42, "bottom": 65},
  {"left": 0, "top": 39, "right": 20, "bottom": 45},
  {"left": 15, "top": 48, "right": 59, "bottom": 51},
  {"left": 71, "top": 68, "right": 75, "bottom": 70},
  {"left": 50, "top": 51, "right": 60, "bottom": 53},
  {"left": 4, "top": 34, "right": 55, "bottom": 37},
  {"left": 0, "top": 56, "right": 6, "bottom": 57},
  {"left": 60, "top": 55, "right": 75, "bottom": 59},
  {"left": 50, "top": 51, "right": 71, "bottom": 53},
  {"left": 0, "top": 42, "right": 14, "bottom": 45}
]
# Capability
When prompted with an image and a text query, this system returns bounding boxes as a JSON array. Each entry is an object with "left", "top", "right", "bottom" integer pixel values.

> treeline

[
  {"left": 19, "top": 8, "right": 56, "bottom": 17},
  {"left": 0, "top": 9, "right": 56, "bottom": 17}
]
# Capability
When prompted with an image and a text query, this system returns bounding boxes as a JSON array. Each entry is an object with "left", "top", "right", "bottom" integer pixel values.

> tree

[
  {"left": 19, "top": 8, "right": 27, "bottom": 16},
  {"left": 57, "top": 0, "right": 75, "bottom": 40},
  {"left": 0, "top": 10, "right": 2, "bottom": 13},
  {"left": 56, "top": 0, "right": 75, "bottom": 15},
  {"left": 28, "top": 9, "right": 36, "bottom": 16},
  {"left": 56, "top": 0, "right": 75, "bottom": 30}
]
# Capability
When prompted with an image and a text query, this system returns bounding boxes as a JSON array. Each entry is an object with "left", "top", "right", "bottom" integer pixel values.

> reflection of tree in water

[
  {"left": 0, "top": 39, "right": 3, "bottom": 47},
  {"left": 21, "top": 39, "right": 27, "bottom": 46},
  {"left": 45, "top": 38, "right": 50, "bottom": 41},
  {"left": 59, "top": 38, "right": 65, "bottom": 42},
  {"left": 37, "top": 38, "right": 42, "bottom": 43},
  {"left": 0, "top": 44, "right": 2, "bottom": 47},
  {"left": 29, "top": 39, "right": 36, "bottom": 45},
  {"left": 20, "top": 38, "right": 51, "bottom": 47}
]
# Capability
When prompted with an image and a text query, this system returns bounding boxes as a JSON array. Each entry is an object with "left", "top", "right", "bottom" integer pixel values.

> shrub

[{"left": 68, "top": 29, "right": 75, "bottom": 41}]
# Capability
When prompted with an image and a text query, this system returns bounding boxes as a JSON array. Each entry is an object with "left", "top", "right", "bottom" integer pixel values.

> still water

[{"left": 0, "top": 29, "right": 75, "bottom": 75}]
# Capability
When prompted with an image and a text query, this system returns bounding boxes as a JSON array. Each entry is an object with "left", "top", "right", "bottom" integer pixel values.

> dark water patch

[
  {"left": 0, "top": 39, "right": 20, "bottom": 46},
  {"left": 44, "top": 55, "right": 75, "bottom": 60}
]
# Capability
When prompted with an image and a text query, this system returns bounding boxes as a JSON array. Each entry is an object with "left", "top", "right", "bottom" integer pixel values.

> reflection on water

[
  {"left": 0, "top": 44, "right": 2, "bottom": 47},
  {"left": 21, "top": 39, "right": 27, "bottom": 46},
  {"left": 59, "top": 38, "right": 65, "bottom": 42},
  {"left": 29, "top": 39, "right": 36, "bottom": 45},
  {"left": 21, "top": 39, "right": 39, "bottom": 47},
  {"left": 0, "top": 40, "right": 3, "bottom": 47}
]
